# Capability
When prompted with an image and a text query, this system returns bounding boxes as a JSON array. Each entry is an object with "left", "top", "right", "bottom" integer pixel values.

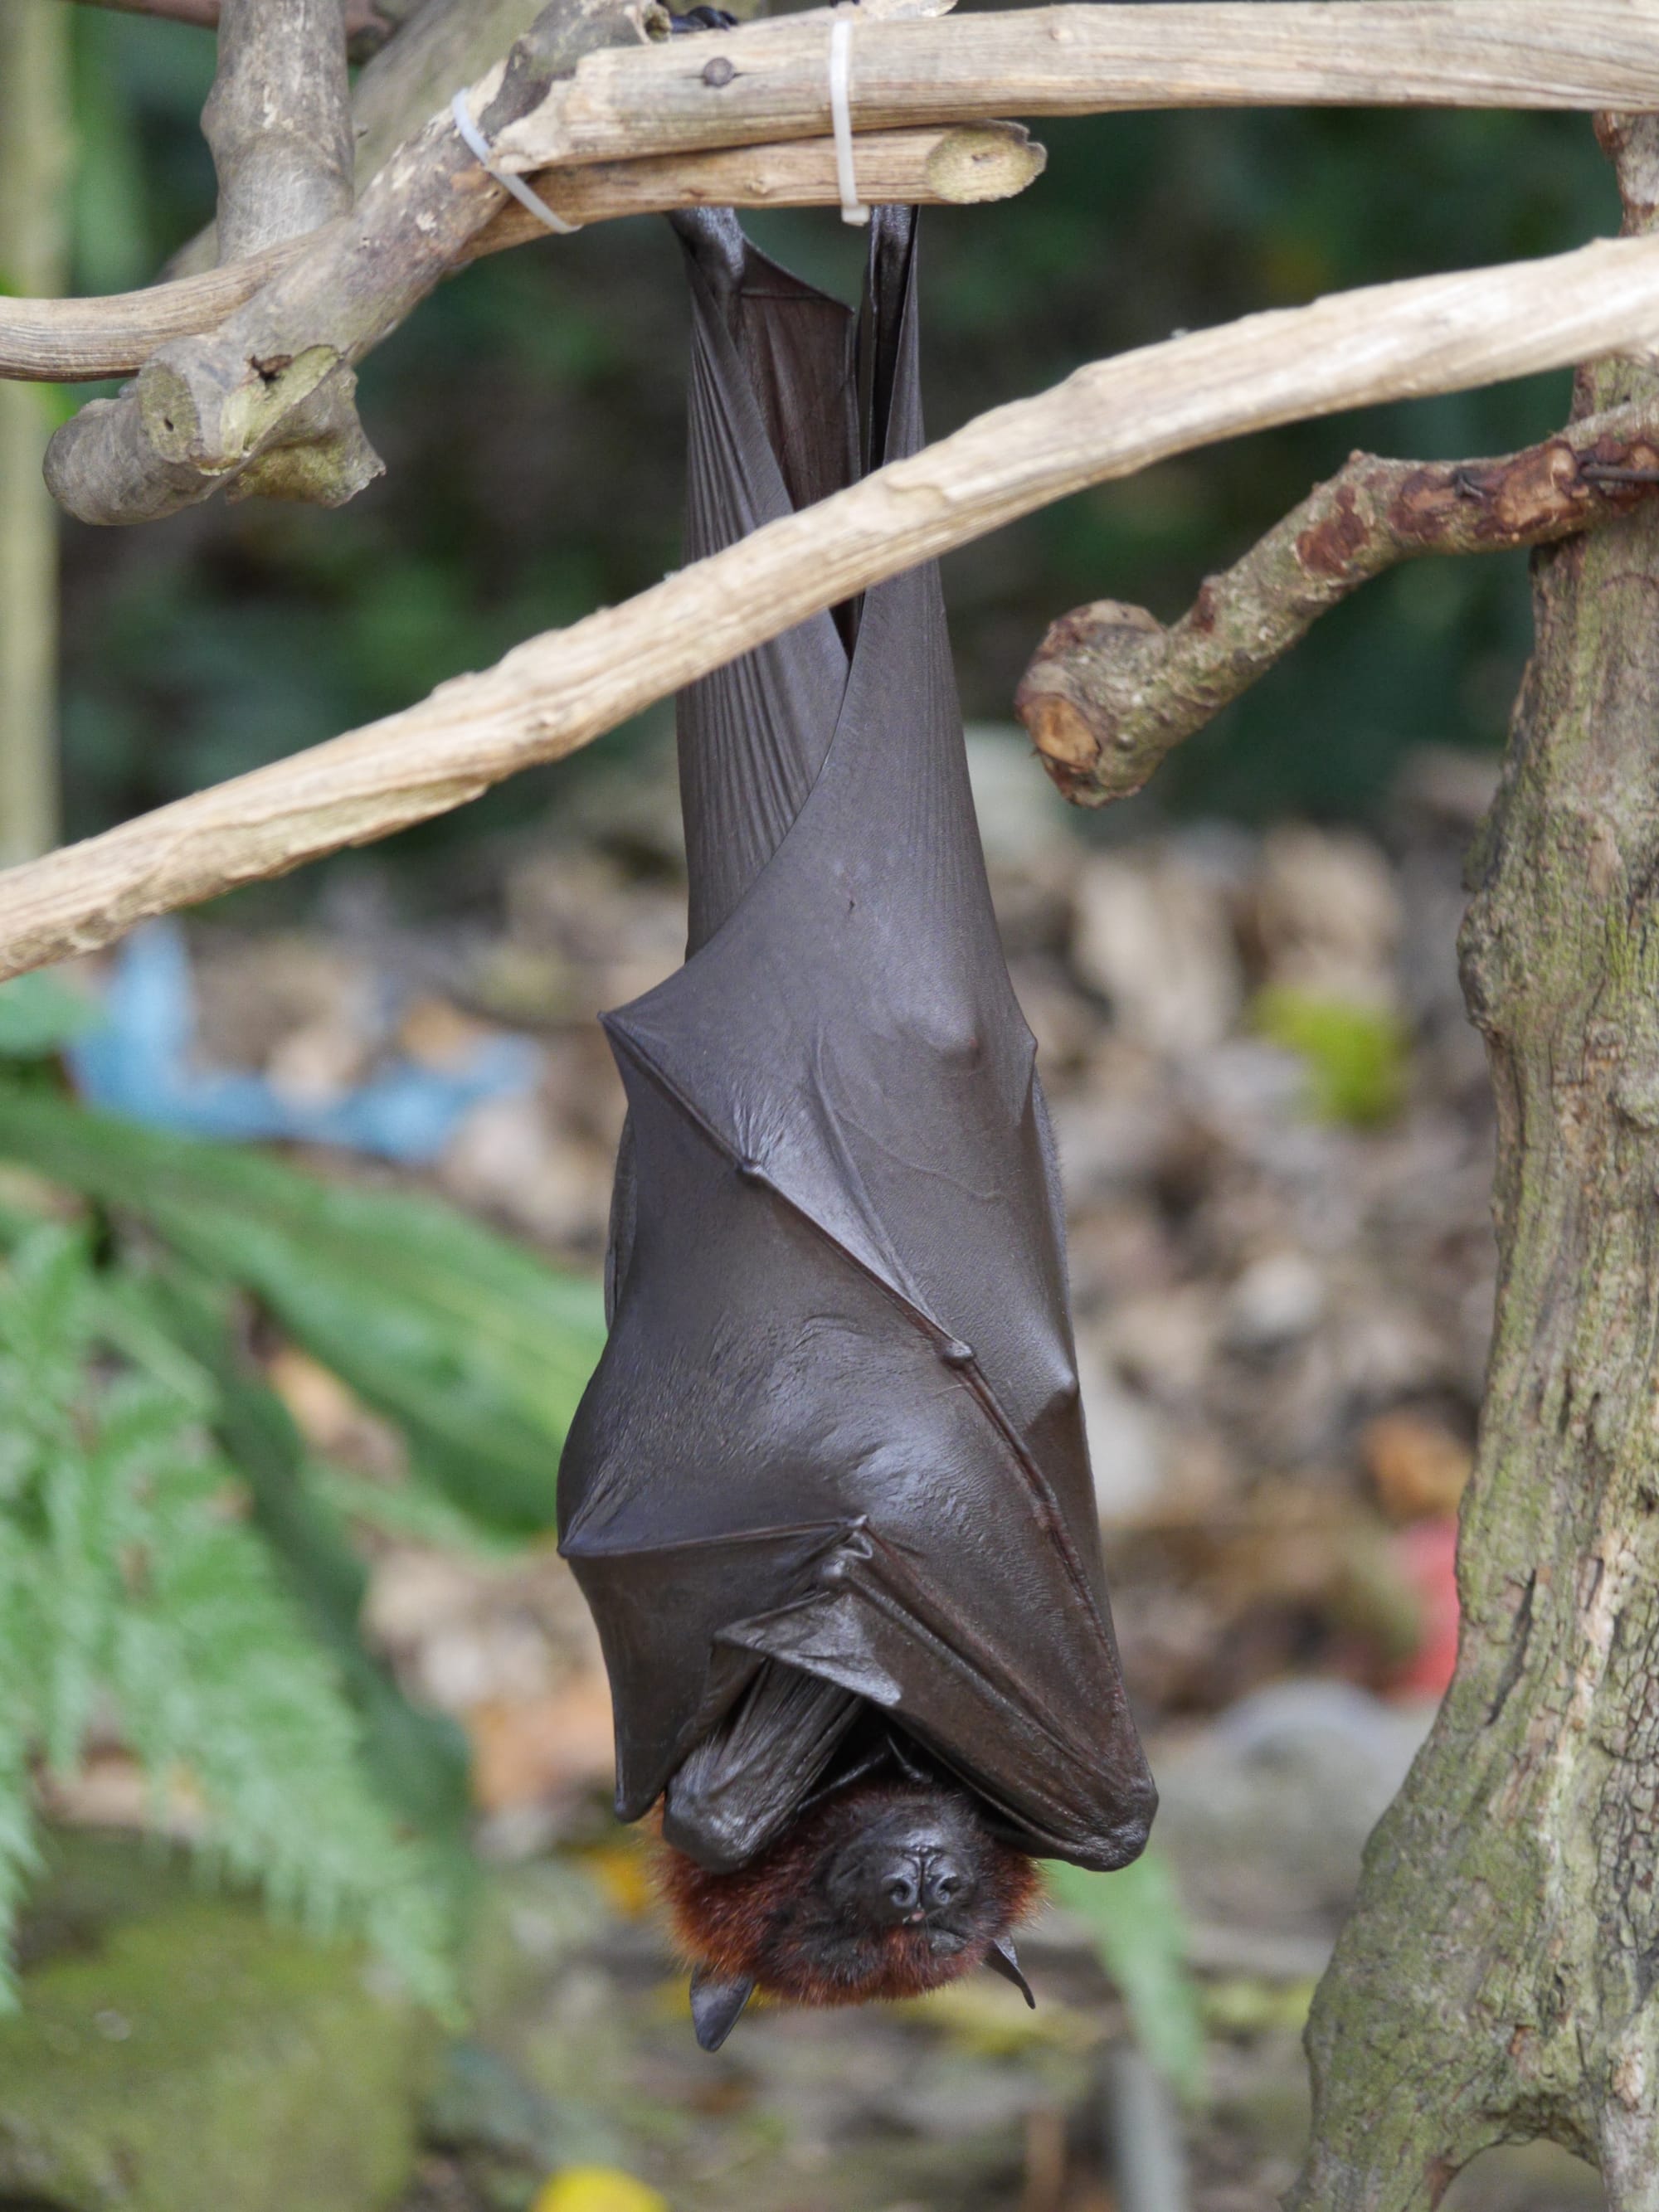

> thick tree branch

[
  {"left": 163, "top": 0, "right": 934, "bottom": 277},
  {"left": 0, "top": 124, "right": 1043, "bottom": 382},
  {"left": 1290, "top": 113, "right": 1659, "bottom": 2212},
  {"left": 1015, "top": 402, "right": 1659, "bottom": 805},
  {"left": 43, "top": 0, "right": 378, "bottom": 521},
  {"left": 205, "top": 0, "right": 353, "bottom": 260},
  {"left": 41, "top": 0, "right": 1659, "bottom": 524},
  {"left": 490, "top": 1, "right": 1659, "bottom": 177},
  {"left": 41, "top": 0, "right": 657, "bottom": 526},
  {"left": 74, "top": 0, "right": 401, "bottom": 54},
  {"left": 7, "top": 225, "right": 1659, "bottom": 975},
  {"left": 197, "top": 0, "right": 381, "bottom": 507}
]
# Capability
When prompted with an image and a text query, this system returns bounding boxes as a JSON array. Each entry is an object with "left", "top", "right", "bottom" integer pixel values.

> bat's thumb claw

[
  {"left": 690, "top": 1964, "right": 757, "bottom": 2051},
  {"left": 985, "top": 1935, "right": 1036, "bottom": 2008}
]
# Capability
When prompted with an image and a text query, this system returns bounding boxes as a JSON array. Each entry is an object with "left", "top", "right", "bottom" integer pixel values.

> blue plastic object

[{"left": 70, "top": 922, "right": 538, "bottom": 1166}]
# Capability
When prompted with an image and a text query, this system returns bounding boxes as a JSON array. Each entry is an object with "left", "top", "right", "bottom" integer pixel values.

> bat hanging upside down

[{"left": 557, "top": 201, "right": 1155, "bottom": 2052}]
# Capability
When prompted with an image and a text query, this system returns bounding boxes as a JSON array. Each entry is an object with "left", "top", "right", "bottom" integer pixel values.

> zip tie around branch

[
  {"left": 450, "top": 90, "right": 582, "bottom": 236},
  {"left": 829, "top": 8, "right": 868, "bottom": 227}
]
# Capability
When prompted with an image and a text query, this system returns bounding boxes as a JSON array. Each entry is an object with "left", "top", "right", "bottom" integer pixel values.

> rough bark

[
  {"left": 1014, "top": 403, "right": 1659, "bottom": 805},
  {"left": 162, "top": 0, "right": 912, "bottom": 277},
  {"left": 0, "top": 0, "right": 71, "bottom": 867},
  {"left": 52, "top": 1, "right": 1657, "bottom": 519},
  {"left": 1292, "top": 114, "right": 1659, "bottom": 2212},
  {"left": 203, "top": 0, "right": 353, "bottom": 260},
  {"left": 166, "top": 0, "right": 552, "bottom": 276},
  {"left": 0, "top": 123, "right": 1044, "bottom": 382},
  {"left": 203, "top": 0, "right": 378, "bottom": 508},
  {"left": 42, "top": 0, "right": 378, "bottom": 522},
  {"left": 41, "top": 0, "right": 656, "bottom": 525},
  {"left": 74, "top": 0, "right": 401, "bottom": 54},
  {"left": 490, "top": 1, "right": 1659, "bottom": 177},
  {"left": 6, "top": 220, "right": 1659, "bottom": 976}
]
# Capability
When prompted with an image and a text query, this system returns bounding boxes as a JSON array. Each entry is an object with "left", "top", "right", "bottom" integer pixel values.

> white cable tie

[
  {"left": 829, "top": 10, "right": 868, "bottom": 229},
  {"left": 451, "top": 90, "right": 582, "bottom": 237}
]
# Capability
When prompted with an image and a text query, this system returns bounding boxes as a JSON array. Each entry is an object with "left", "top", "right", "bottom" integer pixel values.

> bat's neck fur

[{"left": 660, "top": 1777, "right": 1040, "bottom": 2007}]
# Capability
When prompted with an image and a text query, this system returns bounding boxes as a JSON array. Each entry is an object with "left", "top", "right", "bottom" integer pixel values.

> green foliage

[
  {"left": 1045, "top": 1850, "right": 1207, "bottom": 2105},
  {"left": 0, "top": 1226, "right": 454, "bottom": 2012},
  {"left": 0, "top": 970, "right": 97, "bottom": 1057},
  {"left": 0, "top": 1089, "right": 606, "bottom": 1533},
  {"left": 1253, "top": 986, "right": 1409, "bottom": 1126},
  {"left": 0, "top": 985, "right": 607, "bottom": 2010}
]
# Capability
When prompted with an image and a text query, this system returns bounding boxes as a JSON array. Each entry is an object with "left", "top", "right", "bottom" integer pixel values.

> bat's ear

[
  {"left": 984, "top": 1935, "right": 1036, "bottom": 2009},
  {"left": 689, "top": 1964, "right": 757, "bottom": 2051}
]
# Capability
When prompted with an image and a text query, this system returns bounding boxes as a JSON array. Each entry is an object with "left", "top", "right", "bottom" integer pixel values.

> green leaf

[
  {"left": 0, "top": 1718, "right": 37, "bottom": 2011},
  {"left": 1252, "top": 986, "right": 1408, "bottom": 1128},
  {"left": 0, "top": 974, "right": 100, "bottom": 1058},
  {"left": 1044, "top": 1850, "right": 1208, "bottom": 2104},
  {"left": 0, "top": 1088, "right": 606, "bottom": 1534},
  {"left": 139, "top": 1258, "right": 474, "bottom": 1850},
  {"left": 0, "top": 1224, "right": 460, "bottom": 2012}
]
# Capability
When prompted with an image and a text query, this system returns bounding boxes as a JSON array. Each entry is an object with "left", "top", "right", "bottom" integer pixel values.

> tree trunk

[
  {"left": 0, "top": 0, "right": 71, "bottom": 865},
  {"left": 1292, "top": 114, "right": 1659, "bottom": 2212}
]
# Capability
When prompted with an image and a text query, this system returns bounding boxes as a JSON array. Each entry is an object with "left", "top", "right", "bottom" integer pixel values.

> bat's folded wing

[{"left": 561, "top": 207, "right": 1153, "bottom": 1877}]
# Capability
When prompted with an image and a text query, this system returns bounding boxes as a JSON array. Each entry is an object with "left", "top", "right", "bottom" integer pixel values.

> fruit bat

[{"left": 557, "top": 203, "right": 1155, "bottom": 2051}]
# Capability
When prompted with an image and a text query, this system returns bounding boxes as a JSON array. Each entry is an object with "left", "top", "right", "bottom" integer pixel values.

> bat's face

[{"left": 662, "top": 1777, "right": 1040, "bottom": 2039}]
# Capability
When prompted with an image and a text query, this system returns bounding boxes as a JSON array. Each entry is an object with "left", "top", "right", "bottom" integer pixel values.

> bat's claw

[
  {"left": 984, "top": 1934, "right": 1036, "bottom": 2008},
  {"left": 690, "top": 1963, "right": 756, "bottom": 2051}
]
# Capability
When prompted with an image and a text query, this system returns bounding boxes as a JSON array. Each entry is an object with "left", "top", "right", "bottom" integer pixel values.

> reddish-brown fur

[{"left": 659, "top": 1780, "right": 1042, "bottom": 2007}]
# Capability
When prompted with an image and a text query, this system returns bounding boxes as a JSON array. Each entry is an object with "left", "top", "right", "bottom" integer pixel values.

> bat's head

[{"left": 660, "top": 1777, "right": 1041, "bottom": 2049}]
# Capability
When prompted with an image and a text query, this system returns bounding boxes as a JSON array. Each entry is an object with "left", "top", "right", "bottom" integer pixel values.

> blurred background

[{"left": 0, "top": 7, "right": 1624, "bottom": 2210}]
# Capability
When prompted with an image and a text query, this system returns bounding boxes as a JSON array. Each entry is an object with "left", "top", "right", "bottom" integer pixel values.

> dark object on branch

[
  {"left": 1017, "top": 403, "right": 1659, "bottom": 807},
  {"left": 557, "top": 205, "right": 1152, "bottom": 2046}
]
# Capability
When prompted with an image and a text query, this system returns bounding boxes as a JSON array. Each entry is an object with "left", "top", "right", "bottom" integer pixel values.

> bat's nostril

[
  {"left": 921, "top": 1850, "right": 968, "bottom": 1913},
  {"left": 877, "top": 1858, "right": 922, "bottom": 1918}
]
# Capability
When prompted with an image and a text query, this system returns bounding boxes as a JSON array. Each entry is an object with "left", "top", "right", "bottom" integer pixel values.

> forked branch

[
  {"left": 22, "top": 0, "right": 1659, "bottom": 526},
  {"left": 6, "top": 223, "right": 1659, "bottom": 976},
  {"left": 41, "top": 0, "right": 657, "bottom": 525},
  {"left": 0, "top": 124, "right": 1044, "bottom": 382},
  {"left": 1016, "top": 402, "right": 1659, "bottom": 804}
]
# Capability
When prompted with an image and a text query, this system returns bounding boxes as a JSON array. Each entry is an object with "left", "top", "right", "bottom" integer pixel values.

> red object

[{"left": 1392, "top": 1518, "right": 1461, "bottom": 1699}]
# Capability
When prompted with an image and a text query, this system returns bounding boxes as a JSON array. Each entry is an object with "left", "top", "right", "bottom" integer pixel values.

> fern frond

[
  {"left": 0, "top": 1226, "right": 456, "bottom": 2012},
  {"left": 0, "top": 1528, "right": 41, "bottom": 2011}
]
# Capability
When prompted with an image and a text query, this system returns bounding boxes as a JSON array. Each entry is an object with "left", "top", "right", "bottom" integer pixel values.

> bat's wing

[{"left": 561, "top": 209, "right": 1153, "bottom": 1874}]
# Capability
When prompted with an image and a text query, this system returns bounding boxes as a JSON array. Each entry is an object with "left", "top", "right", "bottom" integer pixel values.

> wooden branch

[
  {"left": 492, "top": 2, "right": 1659, "bottom": 177},
  {"left": 347, "top": 0, "right": 589, "bottom": 187},
  {"left": 163, "top": 0, "right": 939, "bottom": 278},
  {"left": 73, "top": 0, "right": 399, "bottom": 48},
  {"left": 194, "top": 0, "right": 381, "bottom": 507},
  {"left": 41, "top": 0, "right": 377, "bottom": 523},
  {"left": 0, "top": 124, "right": 1042, "bottom": 382},
  {"left": 1016, "top": 402, "right": 1659, "bottom": 805},
  {"left": 41, "top": 0, "right": 1658, "bottom": 519},
  {"left": 8, "top": 226, "right": 1659, "bottom": 977},
  {"left": 205, "top": 0, "right": 353, "bottom": 260},
  {"left": 41, "top": 0, "right": 658, "bottom": 527}
]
